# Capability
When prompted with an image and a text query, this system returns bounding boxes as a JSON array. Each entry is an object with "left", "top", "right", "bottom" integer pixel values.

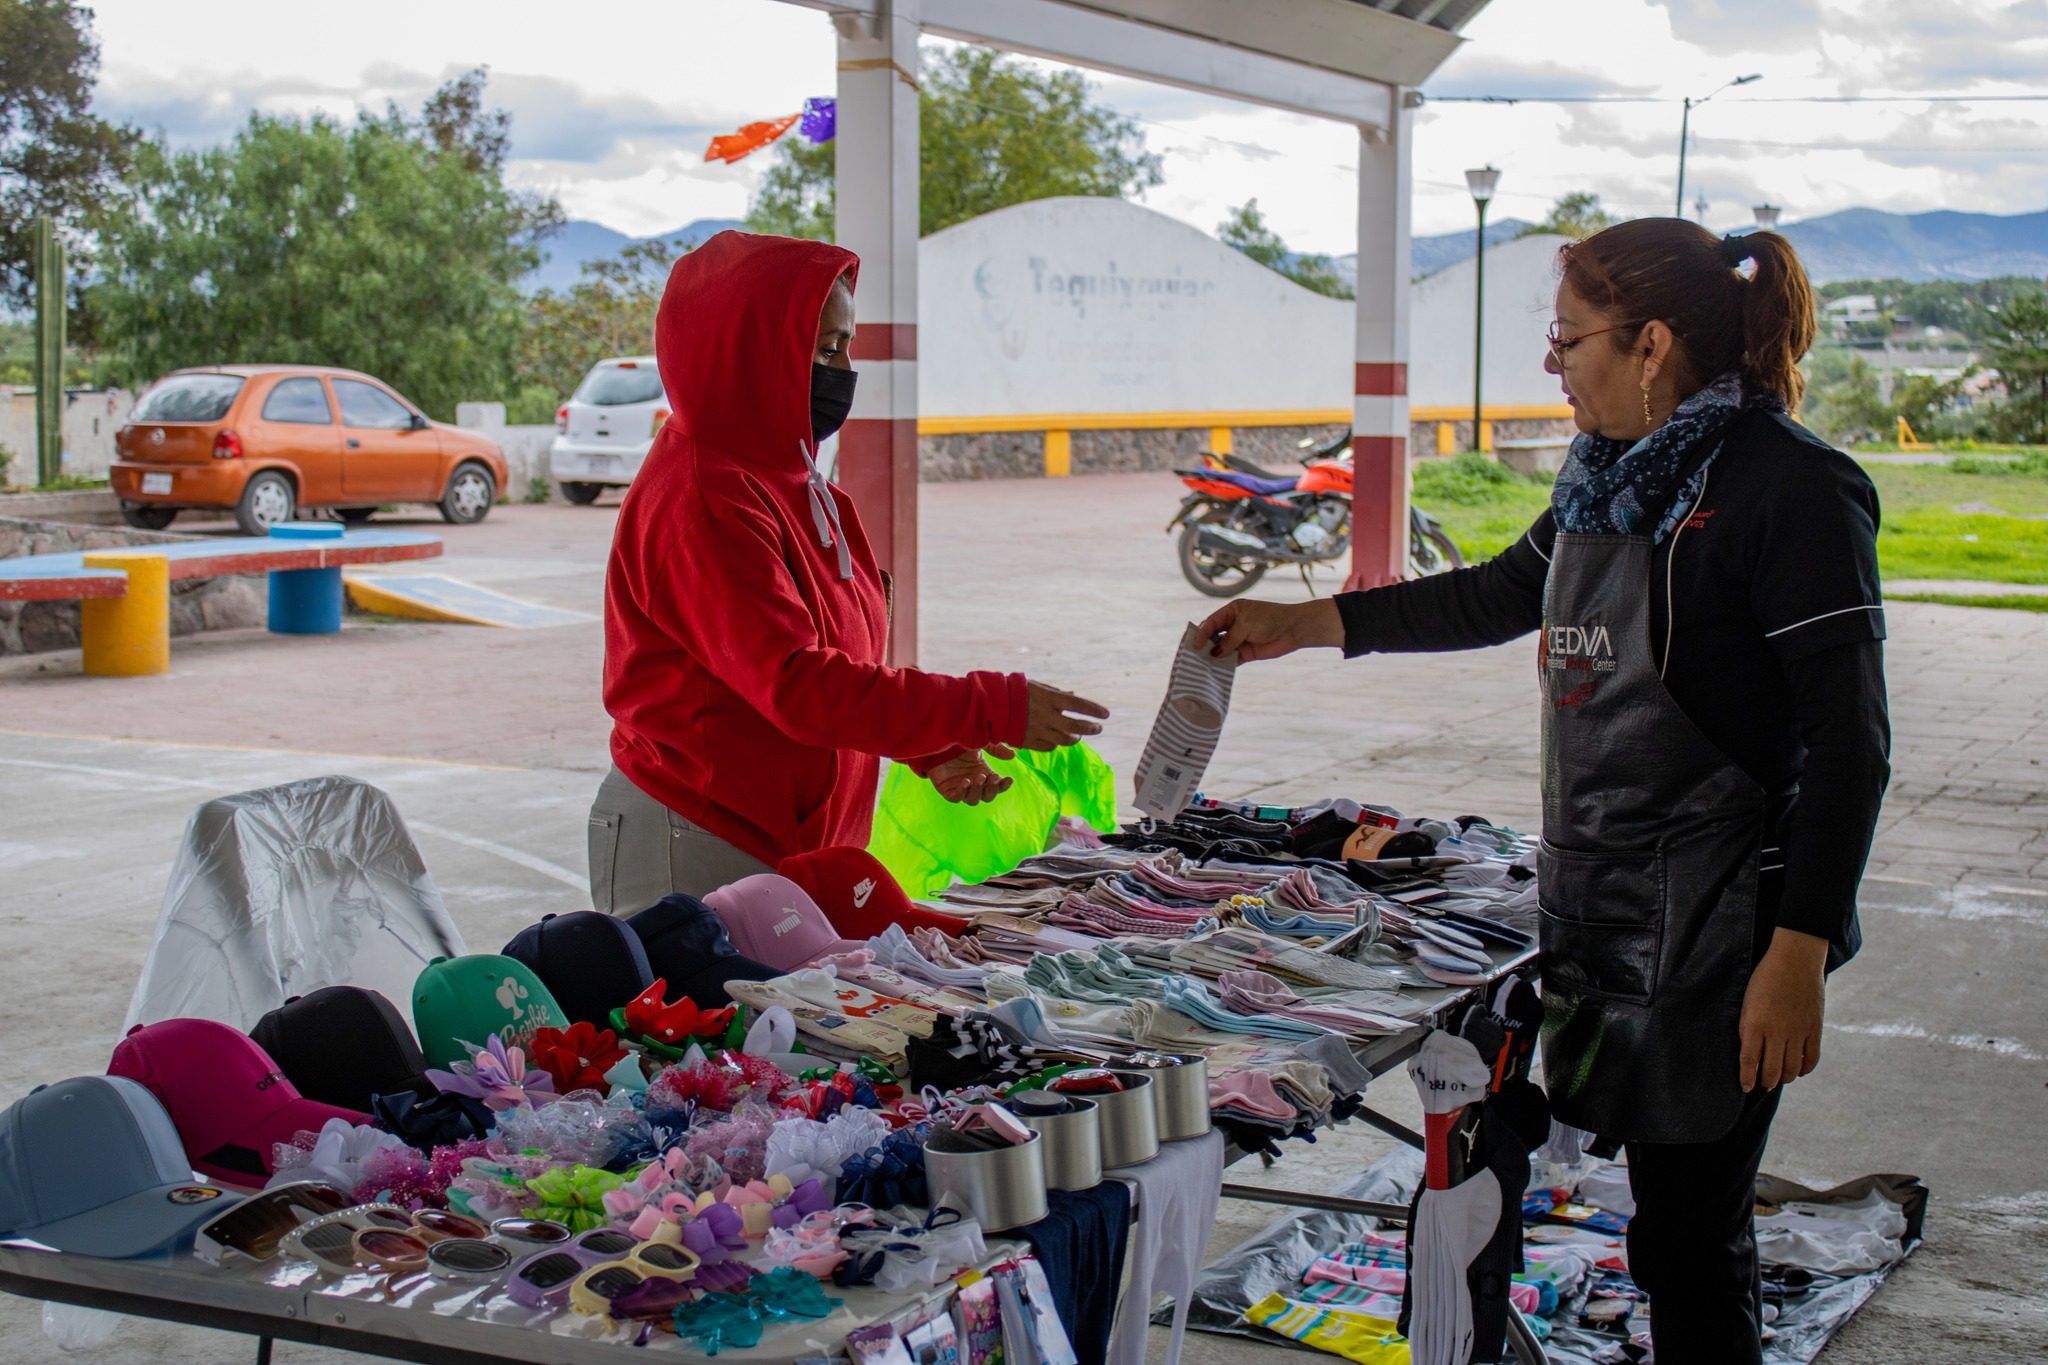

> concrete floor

[{"left": 2, "top": 474, "right": 2043, "bottom": 1363}]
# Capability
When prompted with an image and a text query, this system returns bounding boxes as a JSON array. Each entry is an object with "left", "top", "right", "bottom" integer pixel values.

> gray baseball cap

[{"left": 0, "top": 1076, "right": 239, "bottom": 1257}]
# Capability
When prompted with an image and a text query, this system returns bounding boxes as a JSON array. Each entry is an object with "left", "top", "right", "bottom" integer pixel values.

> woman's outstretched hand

[
  {"left": 1022, "top": 684, "right": 1110, "bottom": 751},
  {"left": 1198, "top": 598, "right": 1346, "bottom": 663}
]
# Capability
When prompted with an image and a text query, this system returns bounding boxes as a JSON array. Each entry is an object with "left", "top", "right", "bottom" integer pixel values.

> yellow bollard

[
  {"left": 1043, "top": 429, "right": 1072, "bottom": 478},
  {"left": 1208, "top": 426, "right": 1233, "bottom": 456},
  {"left": 81, "top": 551, "right": 170, "bottom": 677}
]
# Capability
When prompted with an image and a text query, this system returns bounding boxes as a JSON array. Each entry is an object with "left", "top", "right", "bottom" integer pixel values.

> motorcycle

[{"left": 1167, "top": 430, "right": 1466, "bottom": 598}]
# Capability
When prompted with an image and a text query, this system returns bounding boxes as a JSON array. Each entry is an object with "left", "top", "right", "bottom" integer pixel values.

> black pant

[{"left": 1624, "top": 1085, "right": 1784, "bottom": 1365}]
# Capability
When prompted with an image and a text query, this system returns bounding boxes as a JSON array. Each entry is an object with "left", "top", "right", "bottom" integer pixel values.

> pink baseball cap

[
  {"left": 702, "top": 875, "right": 862, "bottom": 972},
  {"left": 109, "top": 1018, "right": 368, "bottom": 1189}
]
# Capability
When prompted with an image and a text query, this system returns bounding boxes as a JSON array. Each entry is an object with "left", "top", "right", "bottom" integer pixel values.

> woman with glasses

[{"left": 1199, "top": 219, "right": 1889, "bottom": 1365}]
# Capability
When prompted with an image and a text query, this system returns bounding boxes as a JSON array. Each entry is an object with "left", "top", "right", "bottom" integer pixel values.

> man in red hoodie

[{"left": 593, "top": 232, "right": 1109, "bottom": 912}]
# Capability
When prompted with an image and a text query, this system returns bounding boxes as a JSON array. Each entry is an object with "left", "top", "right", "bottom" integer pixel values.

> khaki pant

[{"left": 586, "top": 765, "right": 773, "bottom": 914}]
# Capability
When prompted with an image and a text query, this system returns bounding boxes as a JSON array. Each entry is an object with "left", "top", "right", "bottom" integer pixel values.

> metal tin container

[
  {"left": 922, "top": 1128, "right": 1049, "bottom": 1232},
  {"left": 1012, "top": 1096, "right": 1104, "bottom": 1191},
  {"left": 1112, "top": 1055, "right": 1212, "bottom": 1142},
  {"left": 1090, "top": 1071, "right": 1161, "bottom": 1169}
]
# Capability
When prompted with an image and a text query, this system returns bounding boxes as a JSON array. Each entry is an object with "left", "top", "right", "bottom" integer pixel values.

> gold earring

[{"left": 1641, "top": 385, "right": 1654, "bottom": 430}]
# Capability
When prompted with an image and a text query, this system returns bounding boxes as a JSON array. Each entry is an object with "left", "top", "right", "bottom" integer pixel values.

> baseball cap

[
  {"left": 777, "top": 847, "right": 970, "bottom": 941},
  {"left": 701, "top": 875, "right": 861, "bottom": 972},
  {"left": 0, "top": 1075, "right": 240, "bottom": 1258},
  {"left": 250, "top": 986, "right": 431, "bottom": 1113},
  {"left": 625, "top": 894, "right": 779, "bottom": 1008},
  {"left": 411, "top": 955, "right": 570, "bottom": 1072},
  {"left": 501, "top": 912, "right": 655, "bottom": 1028},
  {"left": 108, "top": 1020, "right": 368, "bottom": 1189}
]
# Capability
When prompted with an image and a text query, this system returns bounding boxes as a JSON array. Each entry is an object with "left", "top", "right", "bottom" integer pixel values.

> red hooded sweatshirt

[{"left": 604, "top": 232, "right": 1027, "bottom": 866}]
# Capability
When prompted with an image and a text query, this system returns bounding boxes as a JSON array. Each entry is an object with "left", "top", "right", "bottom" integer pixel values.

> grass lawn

[{"left": 1411, "top": 451, "right": 2048, "bottom": 600}]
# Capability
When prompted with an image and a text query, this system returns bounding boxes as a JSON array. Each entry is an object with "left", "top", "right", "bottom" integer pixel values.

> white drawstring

[{"left": 800, "top": 440, "right": 853, "bottom": 580}]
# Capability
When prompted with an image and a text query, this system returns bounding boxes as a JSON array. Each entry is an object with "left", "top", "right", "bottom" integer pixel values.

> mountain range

[
  {"left": 529, "top": 206, "right": 2046, "bottom": 294},
  {"left": 1352, "top": 206, "right": 2048, "bottom": 286}
]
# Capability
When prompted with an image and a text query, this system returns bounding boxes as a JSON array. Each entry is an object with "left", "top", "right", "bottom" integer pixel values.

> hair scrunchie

[{"left": 1719, "top": 234, "right": 1755, "bottom": 266}]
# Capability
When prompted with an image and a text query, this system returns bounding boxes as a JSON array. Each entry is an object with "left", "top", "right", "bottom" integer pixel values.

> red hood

[{"left": 655, "top": 230, "right": 859, "bottom": 468}]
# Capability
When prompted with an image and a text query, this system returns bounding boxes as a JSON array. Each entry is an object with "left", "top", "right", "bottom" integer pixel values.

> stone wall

[
  {"left": 919, "top": 432, "right": 1042, "bottom": 483},
  {"left": 0, "top": 515, "right": 263, "bottom": 656}
]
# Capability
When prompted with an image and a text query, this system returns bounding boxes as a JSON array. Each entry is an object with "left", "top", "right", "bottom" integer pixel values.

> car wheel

[
  {"left": 338, "top": 507, "right": 376, "bottom": 525},
  {"left": 234, "top": 471, "right": 296, "bottom": 536},
  {"left": 439, "top": 461, "right": 496, "bottom": 525},
  {"left": 120, "top": 504, "right": 178, "bottom": 531},
  {"left": 562, "top": 481, "right": 603, "bottom": 506}
]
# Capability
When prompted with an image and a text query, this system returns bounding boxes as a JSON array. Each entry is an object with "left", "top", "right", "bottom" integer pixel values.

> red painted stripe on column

[
  {"left": 1347, "top": 435, "right": 1409, "bottom": 591},
  {"left": 850, "top": 325, "right": 918, "bottom": 362},
  {"left": 1354, "top": 363, "right": 1407, "bottom": 396}
]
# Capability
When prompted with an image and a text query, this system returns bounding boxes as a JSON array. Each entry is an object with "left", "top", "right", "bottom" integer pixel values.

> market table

[
  {"left": 0, "top": 1232, "right": 1028, "bottom": 1365},
  {"left": 1210, "top": 938, "right": 1548, "bottom": 1365}
]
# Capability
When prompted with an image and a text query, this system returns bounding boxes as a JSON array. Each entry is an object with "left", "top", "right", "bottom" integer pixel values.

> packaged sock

[{"left": 1133, "top": 624, "right": 1237, "bottom": 824}]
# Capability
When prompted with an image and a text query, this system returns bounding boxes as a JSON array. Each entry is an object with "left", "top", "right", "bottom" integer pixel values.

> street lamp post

[
  {"left": 1753, "top": 202, "right": 1782, "bottom": 231},
  {"left": 1465, "top": 165, "right": 1500, "bottom": 454},
  {"left": 1675, "top": 73, "right": 1761, "bottom": 216}
]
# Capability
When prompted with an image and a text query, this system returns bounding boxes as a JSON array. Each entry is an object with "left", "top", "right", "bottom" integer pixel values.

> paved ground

[{"left": 2, "top": 473, "right": 2044, "bottom": 1363}]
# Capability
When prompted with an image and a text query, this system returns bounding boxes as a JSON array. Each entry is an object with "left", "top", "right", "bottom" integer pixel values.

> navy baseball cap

[
  {"left": 0, "top": 1076, "right": 240, "bottom": 1258},
  {"left": 502, "top": 912, "right": 655, "bottom": 1029},
  {"left": 250, "top": 986, "right": 432, "bottom": 1113},
  {"left": 625, "top": 895, "right": 779, "bottom": 1008}
]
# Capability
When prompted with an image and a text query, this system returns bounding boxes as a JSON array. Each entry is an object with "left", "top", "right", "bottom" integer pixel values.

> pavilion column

[
  {"left": 834, "top": 0, "right": 923, "bottom": 665},
  {"left": 1348, "top": 87, "right": 1415, "bottom": 590}
]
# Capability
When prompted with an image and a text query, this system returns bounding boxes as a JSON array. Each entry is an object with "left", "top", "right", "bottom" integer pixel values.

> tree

[
  {"left": 1982, "top": 289, "right": 2048, "bottom": 443},
  {"left": 0, "top": 0, "right": 137, "bottom": 313},
  {"left": 1520, "top": 191, "right": 1619, "bottom": 241},
  {"left": 1217, "top": 199, "right": 1353, "bottom": 299},
  {"left": 514, "top": 238, "right": 678, "bottom": 413},
  {"left": 743, "top": 44, "right": 1164, "bottom": 241},
  {"left": 89, "top": 70, "right": 560, "bottom": 420},
  {"left": 1800, "top": 350, "right": 1889, "bottom": 445}
]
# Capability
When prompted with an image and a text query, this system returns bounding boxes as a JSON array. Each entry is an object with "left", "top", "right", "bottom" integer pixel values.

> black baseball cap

[
  {"left": 625, "top": 895, "right": 779, "bottom": 1009},
  {"left": 502, "top": 912, "right": 655, "bottom": 1029},
  {"left": 249, "top": 986, "right": 431, "bottom": 1113}
]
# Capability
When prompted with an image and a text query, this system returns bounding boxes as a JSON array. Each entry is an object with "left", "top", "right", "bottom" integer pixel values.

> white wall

[
  {"left": 915, "top": 197, "right": 1570, "bottom": 417},
  {"left": 0, "top": 387, "right": 135, "bottom": 482}
]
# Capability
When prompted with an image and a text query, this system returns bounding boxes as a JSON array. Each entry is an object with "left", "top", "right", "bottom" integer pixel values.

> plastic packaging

[
  {"left": 123, "top": 776, "right": 466, "bottom": 1033},
  {"left": 42, "top": 1303, "right": 121, "bottom": 1351}
]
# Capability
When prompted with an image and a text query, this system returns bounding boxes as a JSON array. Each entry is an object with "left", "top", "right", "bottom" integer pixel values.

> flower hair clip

[{"left": 426, "top": 1035, "right": 558, "bottom": 1112}]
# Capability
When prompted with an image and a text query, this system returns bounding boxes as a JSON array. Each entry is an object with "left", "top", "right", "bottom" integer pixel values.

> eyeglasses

[
  {"left": 193, "top": 1181, "right": 351, "bottom": 1266},
  {"left": 280, "top": 1204, "right": 487, "bottom": 1275},
  {"left": 1546, "top": 320, "right": 1641, "bottom": 365},
  {"left": 567, "top": 1240, "right": 703, "bottom": 1317}
]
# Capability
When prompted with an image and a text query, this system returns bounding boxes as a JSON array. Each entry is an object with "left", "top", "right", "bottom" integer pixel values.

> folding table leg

[{"left": 255, "top": 1336, "right": 273, "bottom": 1365}]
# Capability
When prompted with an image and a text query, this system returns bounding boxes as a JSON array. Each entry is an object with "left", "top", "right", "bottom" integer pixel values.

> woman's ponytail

[{"left": 1734, "top": 231, "right": 1817, "bottom": 411}]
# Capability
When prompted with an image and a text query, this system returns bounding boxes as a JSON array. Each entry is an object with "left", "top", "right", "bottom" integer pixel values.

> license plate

[
  {"left": 142, "top": 473, "right": 173, "bottom": 494},
  {"left": 588, "top": 455, "right": 617, "bottom": 472}
]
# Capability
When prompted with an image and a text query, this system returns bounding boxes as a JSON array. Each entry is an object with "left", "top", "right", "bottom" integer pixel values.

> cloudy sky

[{"left": 85, "top": 0, "right": 2048, "bottom": 254}]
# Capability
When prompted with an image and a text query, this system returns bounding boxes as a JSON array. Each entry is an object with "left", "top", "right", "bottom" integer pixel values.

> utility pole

[
  {"left": 1676, "top": 74, "right": 1761, "bottom": 217},
  {"left": 33, "top": 217, "right": 66, "bottom": 487}
]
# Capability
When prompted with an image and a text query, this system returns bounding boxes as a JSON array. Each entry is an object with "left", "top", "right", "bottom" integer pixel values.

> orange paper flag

[{"left": 705, "top": 113, "right": 801, "bottom": 164}]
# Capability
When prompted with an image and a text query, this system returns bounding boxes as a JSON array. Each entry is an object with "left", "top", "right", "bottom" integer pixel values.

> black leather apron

[{"left": 1537, "top": 532, "right": 1764, "bottom": 1144}]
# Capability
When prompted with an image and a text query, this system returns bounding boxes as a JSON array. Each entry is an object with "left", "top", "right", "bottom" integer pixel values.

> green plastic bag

[{"left": 868, "top": 744, "right": 1118, "bottom": 897}]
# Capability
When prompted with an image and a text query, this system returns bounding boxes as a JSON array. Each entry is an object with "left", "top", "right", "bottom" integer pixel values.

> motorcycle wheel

[
  {"left": 1177, "top": 510, "right": 1269, "bottom": 598},
  {"left": 1407, "top": 521, "right": 1467, "bottom": 577}
]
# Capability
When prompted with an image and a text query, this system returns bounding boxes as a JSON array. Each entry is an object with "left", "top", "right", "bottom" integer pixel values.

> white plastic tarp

[{"left": 123, "top": 776, "right": 466, "bottom": 1034}]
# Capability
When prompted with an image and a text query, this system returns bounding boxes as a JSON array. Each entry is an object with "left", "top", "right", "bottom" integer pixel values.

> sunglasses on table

[
  {"left": 281, "top": 1204, "right": 489, "bottom": 1276},
  {"left": 567, "top": 1240, "right": 703, "bottom": 1317},
  {"left": 193, "top": 1181, "right": 352, "bottom": 1266},
  {"left": 505, "top": 1227, "right": 647, "bottom": 1309}
]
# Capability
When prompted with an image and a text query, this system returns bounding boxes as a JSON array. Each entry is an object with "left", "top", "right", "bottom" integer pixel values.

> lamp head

[
  {"left": 1752, "top": 203, "right": 1781, "bottom": 230},
  {"left": 1464, "top": 165, "right": 1501, "bottom": 205}
]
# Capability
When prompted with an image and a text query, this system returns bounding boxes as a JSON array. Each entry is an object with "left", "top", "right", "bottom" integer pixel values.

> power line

[{"left": 1691, "top": 134, "right": 2048, "bottom": 153}]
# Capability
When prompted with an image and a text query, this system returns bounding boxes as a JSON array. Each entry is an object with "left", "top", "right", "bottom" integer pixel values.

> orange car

[{"left": 109, "top": 365, "right": 509, "bottom": 534}]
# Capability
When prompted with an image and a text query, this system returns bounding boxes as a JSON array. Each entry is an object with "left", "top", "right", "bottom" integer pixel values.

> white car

[{"left": 550, "top": 357, "right": 668, "bottom": 503}]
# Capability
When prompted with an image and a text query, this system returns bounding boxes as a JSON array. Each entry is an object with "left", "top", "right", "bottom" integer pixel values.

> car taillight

[
  {"left": 651, "top": 407, "right": 670, "bottom": 436},
  {"left": 213, "top": 429, "right": 243, "bottom": 459},
  {"left": 556, "top": 405, "right": 569, "bottom": 434}
]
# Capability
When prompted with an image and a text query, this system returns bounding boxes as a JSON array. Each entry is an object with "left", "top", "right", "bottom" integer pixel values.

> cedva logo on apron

[{"left": 1540, "top": 622, "right": 1617, "bottom": 709}]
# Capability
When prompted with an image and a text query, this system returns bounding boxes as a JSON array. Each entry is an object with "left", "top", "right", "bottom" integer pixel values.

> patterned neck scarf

[{"left": 1552, "top": 371, "right": 1781, "bottom": 543}]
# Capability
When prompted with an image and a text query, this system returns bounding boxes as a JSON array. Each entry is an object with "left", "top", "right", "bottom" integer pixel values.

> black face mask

[{"left": 810, "top": 363, "right": 858, "bottom": 444}]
